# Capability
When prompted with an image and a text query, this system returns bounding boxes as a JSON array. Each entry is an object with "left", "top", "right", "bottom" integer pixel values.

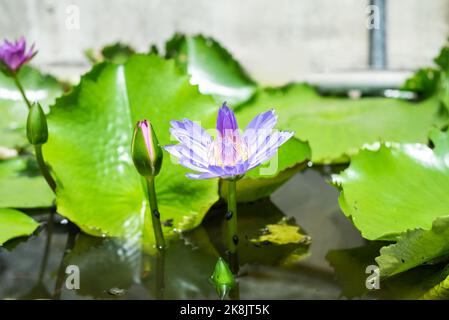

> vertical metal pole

[{"left": 369, "top": 0, "right": 387, "bottom": 69}]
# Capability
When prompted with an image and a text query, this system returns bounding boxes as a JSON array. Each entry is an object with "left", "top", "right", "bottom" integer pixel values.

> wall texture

[{"left": 0, "top": 0, "right": 448, "bottom": 84}]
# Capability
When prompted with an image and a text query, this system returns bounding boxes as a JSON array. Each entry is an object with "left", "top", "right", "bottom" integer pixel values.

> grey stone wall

[{"left": 1, "top": 0, "right": 448, "bottom": 84}]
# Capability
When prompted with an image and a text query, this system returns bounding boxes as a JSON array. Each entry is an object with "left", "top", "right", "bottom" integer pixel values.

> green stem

[
  {"left": 35, "top": 144, "right": 56, "bottom": 193},
  {"left": 13, "top": 73, "right": 32, "bottom": 110},
  {"left": 146, "top": 176, "right": 166, "bottom": 250},
  {"left": 38, "top": 210, "right": 54, "bottom": 283},
  {"left": 155, "top": 250, "right": 166, "bottom": 299},
  {"left": 226, "top": 180, "right": 238, "bottom": 255}
]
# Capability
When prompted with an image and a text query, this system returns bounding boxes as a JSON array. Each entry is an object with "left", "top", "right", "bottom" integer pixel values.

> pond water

[{"left": 0, "top": 168, "right": 443, "bottom": 299}]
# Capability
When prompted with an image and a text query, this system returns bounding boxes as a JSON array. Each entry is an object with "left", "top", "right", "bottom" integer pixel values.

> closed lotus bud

[
  {"left": 26, "top": 103, "right": 48, "bottom": 145},
  {"left": 209, "top": 257, "right": 235, "bottom": 300},
  {"left": 131, "top": 120, "right": 163, "bottom": 177}
]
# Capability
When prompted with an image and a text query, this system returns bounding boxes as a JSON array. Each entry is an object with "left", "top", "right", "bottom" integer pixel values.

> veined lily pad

[
  {"left": 235, "top": 84, "right": 445, "bottom": 164},
  {"left": 0, "top": 208, "right": 39, "bottom": 245},
  {"left": 333, "top": 129, "right": 449, "bottom": 240},
  {"left": 166, "top": 34, "right": 257, "bottom": 106},
  {"left": 376, "top": 216, "right": 449, "bottom": 278},
  {"left": 0, "top": 66, "right": 63, "bottom": 149},
  {"left": 0, "top": 156, "right": 54, "bottom": 208},
  {"left": 44, "top": 55, "right": 220, "bottom": 239}
]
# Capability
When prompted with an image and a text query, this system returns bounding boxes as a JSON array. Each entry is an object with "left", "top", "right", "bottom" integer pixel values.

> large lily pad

[
  {"left": 235, "top": 84, "right": 445, "bottom": 164},
  {"left": 333, "top": 129, "right": 449, "bottom": 240},
  {"left": 165, "top": 34, "right": 257, "bottom": 106},
  {"left": 44, "top": 55, "right": 220, "bottom": 239},
  {"left": 376, "top": 216, "right": 449, "bottom": 278},
  {"left": 0, "top": 208, "right": 39, "bottom": 245},
  {"left": 0, "top": 156, "right": 54, "bottom": 208},
  {"left": 0, "top": 66, "right": 63, "bottom": 149}
]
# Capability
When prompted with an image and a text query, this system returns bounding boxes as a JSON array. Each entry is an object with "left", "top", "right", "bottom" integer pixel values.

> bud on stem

[
  {"left": 27, "top": 103, "right": 48, "bottom": 145},
  {"left": 210, "top": 257, "right": 236, "bottom": 300},
  {"left": 131, "top": 120, "right": 165, "bottom": 250}
]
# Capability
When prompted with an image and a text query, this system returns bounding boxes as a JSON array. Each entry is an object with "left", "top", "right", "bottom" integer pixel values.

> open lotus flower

[
  {"left": 164, "top": 103, "right": 294, "bottom": 180},
  {"left": 0, "top": 37, "right": 36, "bottom": 72}
]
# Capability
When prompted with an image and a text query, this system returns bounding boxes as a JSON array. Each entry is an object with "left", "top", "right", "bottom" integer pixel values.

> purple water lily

[
  {"left": 164, "top": 103, "right": 294, "bottom": 180},
  {"left": 0, "top": 37, "right": 36, "bottom": 72}
]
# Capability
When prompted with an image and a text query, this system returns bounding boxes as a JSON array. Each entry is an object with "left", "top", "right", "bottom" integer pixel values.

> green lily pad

[
  {"left": 376, "top": 216, "right": 449, "bottom": 278},
  {"left": 0, "top": 208, "right": 39, "bottom": 245},
  {"left": 44, "top": 55, "right": 220, "bottom": 239},
  {"left": 220, "top": 137, "right": 311, "bottom": 202},
  {"left": 165, "top": 34, "right": 257, "bottom": 106},
  {"left": 85, "top": 42, "right": 136, "bottom": 64},
  {"left": 0, "top": 156, "right": 54, "bottom": 208},
  {"left": 333, "top": 129, "right": 449, "bottom": 240},
  {"left": 235, "top": 84, "right": 445, "bottom": 164},
  {"left": 0, "top": 66, "right": 63, "bottom": 149}
]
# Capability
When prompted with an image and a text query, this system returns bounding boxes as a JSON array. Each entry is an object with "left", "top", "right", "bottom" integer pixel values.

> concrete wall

[{"left": 0, "top": 0, "right": 448, "bottom": 84}]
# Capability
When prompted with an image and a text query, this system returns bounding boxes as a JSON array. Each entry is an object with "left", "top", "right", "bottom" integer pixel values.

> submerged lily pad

[
  {"left": 250, "top": 220, "right": 310, "bottom": 246},
  {"left": 202, "top": 199, "right": 310, "bottom": 266},
  {"left": 0, "top": 66, "right": 63, "bottom": 149},
  {"left": 376, "top": 216, "right": 449, "bottom": 278},
  {"left": 235, "top": 84, "right": 445, "bottom": 164},
  {"left": 44, "top": 55, "right": 219, "bottom": 239},
  {"left": 0, "top": 156, "right": 54, "bottom": 208},
  {"left": 333, "top": 129, "right": 449, "bottom": 240},
  {"left": 0, "top": 208, "right": 39, "bottom": 245},
  {"left": 165, "top": 34, "right": 257, "bottom": 106}
]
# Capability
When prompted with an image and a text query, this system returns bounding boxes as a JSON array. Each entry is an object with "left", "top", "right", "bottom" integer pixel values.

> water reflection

[{"left": 2, "top": 168, "right": 440, "bottom": 299}]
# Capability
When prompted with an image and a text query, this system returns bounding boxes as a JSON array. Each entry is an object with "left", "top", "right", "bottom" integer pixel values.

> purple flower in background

[
  {"left": 0, "top": 37, "right": 36, "bottom": 72},
  {"left": 164, "top": 103, "right": 294, "bottom": 180}
]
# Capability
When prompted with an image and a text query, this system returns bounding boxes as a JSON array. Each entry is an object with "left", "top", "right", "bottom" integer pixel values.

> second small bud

[
  {"left": 131, "top": 120, "right": 163, "bottom": 177},
  {"left": 26, "top": 103, "right": 48, "bottom": 145}
]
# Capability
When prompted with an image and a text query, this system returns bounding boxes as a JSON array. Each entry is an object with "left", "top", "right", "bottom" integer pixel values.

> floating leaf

[
  {"left": 235, "top": 84, "right": 445, "bottom": 164},
  {"left": 166, "top": 34, "right": 257, "bottom": 106},
  {"left": 44, "top": 55, "right": 220, "bottom": 239},
  {"left": 0, "top": 156, "right": 54, "bottom": 208},
  {"left": 376, "top": 216, "right": 449, "bottom": 278},
  {"left": 251, "top": 218, "right": 310, "bottom": 246},
  {"left": 0, "top": 66, "right": 63, "bottom": 149},
  {"left": 333, "top": 129, "right": 449, "bottom": 240},
  {"left": 0, "top": 208, "right": 39, "bottom": 245},
  {"left": 220, "top": 138, "right": 311, "bottom": 202}
]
